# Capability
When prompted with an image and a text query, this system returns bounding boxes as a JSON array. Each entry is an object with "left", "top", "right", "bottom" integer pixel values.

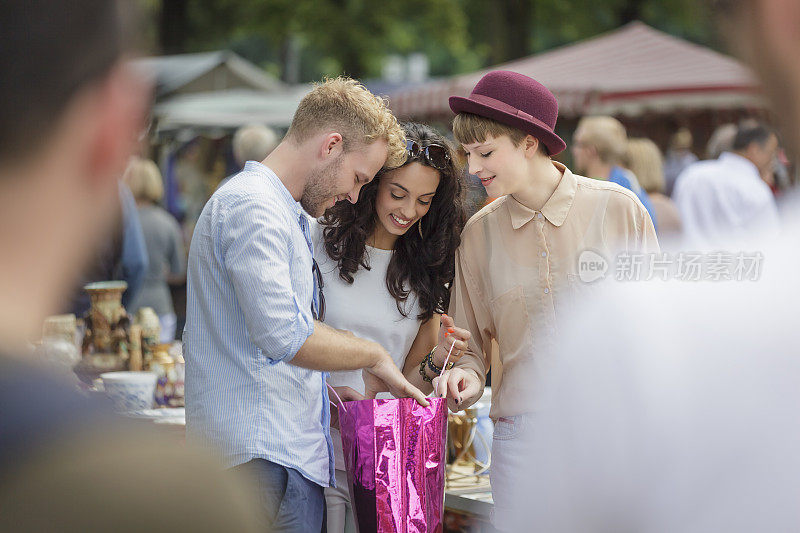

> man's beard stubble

[{"left": 300, "top": 155, "right": 343, "bottom": 217}]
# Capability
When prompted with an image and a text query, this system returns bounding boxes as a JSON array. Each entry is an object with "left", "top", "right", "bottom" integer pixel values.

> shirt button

[
  {"left": 541, "top": 251, "right": 547, "bottom": 258},
  {"left": 537, "top": 213, "right": 543, "bottom": 220},
  {"left": 544, "top": 288, "right": 550, "bottom": 294}
]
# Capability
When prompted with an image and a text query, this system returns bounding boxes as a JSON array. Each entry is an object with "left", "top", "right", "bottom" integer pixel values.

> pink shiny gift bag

[{"left": 337, "top": 397, "right": 448, "bottom": 533}]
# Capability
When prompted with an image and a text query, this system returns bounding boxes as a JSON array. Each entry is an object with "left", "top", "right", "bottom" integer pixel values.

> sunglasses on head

[{"left": 406, "top": 140, "right": 450, "bottom": 171}]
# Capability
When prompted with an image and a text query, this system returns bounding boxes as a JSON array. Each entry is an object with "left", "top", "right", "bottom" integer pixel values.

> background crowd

[{"left": 89, "top": 113, "right": 790, "bottom": 339}]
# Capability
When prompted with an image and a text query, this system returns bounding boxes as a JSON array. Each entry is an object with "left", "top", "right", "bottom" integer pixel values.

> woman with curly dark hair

[{"left": 310, "top": 122, "right": 471, "bottom": 532}]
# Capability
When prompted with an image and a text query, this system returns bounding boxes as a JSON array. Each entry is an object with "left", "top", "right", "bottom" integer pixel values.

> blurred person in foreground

[
  {"left": 0, "top": 1, "right": 260, "bottom": 531},
  {"left": 663, "top": 127, "right": 698, "bottom": 197},
  {"left": 674, "top": 123, "right": 780, "bottom": 248},
  {"left": 501, "top": 0, "right": 800, "bottom": 530},
  {"left": 184, "top": 77, "right": 429, "bottom": 532},
  {"left": 572, "top": 115, "right": 658, "bottom": 228},
  {"left": 436, "top": 70, "right": 658, "bottom": 531},
  {"left": 125, "top": 157, "right": 186, "bottom": 342},
  {"left": 626, "top": 137, "right": 683, "bottom": 240}
]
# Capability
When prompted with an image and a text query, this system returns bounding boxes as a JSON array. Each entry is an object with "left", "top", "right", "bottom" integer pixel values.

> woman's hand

[
  {"left": 433, "top": 314, "right": 471, "bottom": 368},
  {"left": 431, "top": 367, "right": 483, "bottom": 412}
]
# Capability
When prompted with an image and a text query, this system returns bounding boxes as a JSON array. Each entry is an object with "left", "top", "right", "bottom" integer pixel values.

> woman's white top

[{"left": 311, "top": 220, "right": 423, "bottom": 470}]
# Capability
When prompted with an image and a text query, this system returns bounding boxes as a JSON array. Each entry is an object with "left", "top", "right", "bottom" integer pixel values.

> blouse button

[{"left": 544, "top": 288, "right": 550, "bottom": 294}]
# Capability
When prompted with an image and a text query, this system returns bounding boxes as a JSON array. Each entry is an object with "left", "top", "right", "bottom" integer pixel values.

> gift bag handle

[
  {"left": 434, "top": 341, "right": 458, "bottom": 397},
  {"left": 326, "top": 383, "right": 347, "bottom": 413}
]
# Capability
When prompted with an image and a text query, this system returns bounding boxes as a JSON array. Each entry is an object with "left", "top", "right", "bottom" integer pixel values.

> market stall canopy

[
  {"left": 132, "top": 51, "right": 312, "bottom": 135},
  {"left": 152, "top": 86, "right": 312, "bottom": 132},
  {"left": 388, "top": 22, "right": 764, "bottom": 120},
  {"left": 133, "top": 50, "right": 285, "bottom": 99}
]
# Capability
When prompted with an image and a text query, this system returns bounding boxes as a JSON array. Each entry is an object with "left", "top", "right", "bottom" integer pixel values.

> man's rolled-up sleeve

[{"left": 222, "top": 198, "right": 313, "bottom": 363}]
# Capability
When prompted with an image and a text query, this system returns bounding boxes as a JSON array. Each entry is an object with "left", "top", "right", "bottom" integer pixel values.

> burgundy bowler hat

[{"left": 449, "top": 70, "right": 566, "bottom": 156}]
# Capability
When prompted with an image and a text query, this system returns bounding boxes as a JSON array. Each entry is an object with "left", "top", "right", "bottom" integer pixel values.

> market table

[
  {"left": 125, "top": 408, "right": 499, "bottom": 531},
  {"left": 444, "top": 462, "right": 495, "bottom": 532}
]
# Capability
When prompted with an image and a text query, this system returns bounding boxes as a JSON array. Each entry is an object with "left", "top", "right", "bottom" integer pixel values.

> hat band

[{"left": 469, "top": 93, "right": 554, "bottom": 132}]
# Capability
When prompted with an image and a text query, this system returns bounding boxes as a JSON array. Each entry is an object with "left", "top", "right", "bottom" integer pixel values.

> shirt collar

[
  {"left": 508, "top": 162, "right": 577, "bottom": 229},
  {"left": 718, "top": 152, "right": 760, "bottom": 178},
  {"left": 245, "top": 161, "right": 304, "bottom": 216}
]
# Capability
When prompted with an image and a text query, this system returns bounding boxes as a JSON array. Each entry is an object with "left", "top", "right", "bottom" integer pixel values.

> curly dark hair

[{"left": 320, "top": 122, "right": 466, "bottom": 321}]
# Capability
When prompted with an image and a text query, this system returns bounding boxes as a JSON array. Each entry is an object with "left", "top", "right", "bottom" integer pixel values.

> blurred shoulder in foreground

[
  {"left": 503, "top": 203, "right": 800, "bottom": 531},
  {"left": 0, "top": 356, "right": 261, "bottom": 532}
]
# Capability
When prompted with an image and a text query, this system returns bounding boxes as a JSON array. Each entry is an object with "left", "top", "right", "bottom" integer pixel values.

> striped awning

[{"left": 387, "top": 22, "right": 764, "bottom": 120}]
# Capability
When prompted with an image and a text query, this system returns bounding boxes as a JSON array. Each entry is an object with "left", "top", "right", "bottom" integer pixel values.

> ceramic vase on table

[
  {"left": 134, "top": 307, "right": 161, "bottom": 368},
  {"left": 74, "top": 281, "right": 130, "bottom": 384}
]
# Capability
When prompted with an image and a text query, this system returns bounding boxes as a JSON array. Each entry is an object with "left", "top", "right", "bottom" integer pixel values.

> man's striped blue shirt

[{"left": 184, "top": 161, "right": 334, "bottom": 487}]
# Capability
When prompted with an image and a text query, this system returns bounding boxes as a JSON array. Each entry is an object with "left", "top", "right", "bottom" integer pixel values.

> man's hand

[
  {"left": 363, "top": 355, "right": 429, "bottom": 407},
  {"left": 432, "top": 367, "right": 483, "bottom": 412},
  {"left": 329, "top": 386, "right": 364, "bottom": 429}
]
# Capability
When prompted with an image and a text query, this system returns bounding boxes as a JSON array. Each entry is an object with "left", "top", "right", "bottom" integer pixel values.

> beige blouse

[{"left": 451, "top": 162, "right": 659, "bottom": 418}]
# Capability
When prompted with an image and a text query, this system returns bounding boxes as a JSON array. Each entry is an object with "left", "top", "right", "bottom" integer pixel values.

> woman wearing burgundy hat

[{"left": 434, "top": 70, "right": 659, "bottom": 529}]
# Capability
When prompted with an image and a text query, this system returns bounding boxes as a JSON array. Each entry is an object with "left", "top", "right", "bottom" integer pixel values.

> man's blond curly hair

[{"left": 287, "top": 77, "right": 406, "bottom": 168}]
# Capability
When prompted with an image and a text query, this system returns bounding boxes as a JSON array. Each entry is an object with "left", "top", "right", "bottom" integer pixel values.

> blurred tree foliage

[{"left": 139, "top": 0, "right": 715, "bottom": 82}]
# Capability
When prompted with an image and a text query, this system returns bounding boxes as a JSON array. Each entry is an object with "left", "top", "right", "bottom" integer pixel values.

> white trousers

[
  {"left": 490, "top": 414, "right": 530, "bottom": 532},
  {"left": 324, "top": 468, "right": 356, "bottom": 533}
]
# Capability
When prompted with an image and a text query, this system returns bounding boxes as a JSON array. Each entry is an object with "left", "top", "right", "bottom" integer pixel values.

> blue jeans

[{"left": 232, "top": 458, "right": 327, "bottom": 532}]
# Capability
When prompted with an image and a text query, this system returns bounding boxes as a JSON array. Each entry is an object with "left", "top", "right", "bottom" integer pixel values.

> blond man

[{"left": 184, "top": 77, "right": 427, "bottom": 531}]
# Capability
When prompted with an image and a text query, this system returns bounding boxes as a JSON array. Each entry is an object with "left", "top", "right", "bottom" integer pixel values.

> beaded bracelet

[
  {"left": 421, "top": 345, "right": 454, "bottom": 379},
  {"left": 426, "top": 348, "right": 444, "bottom": 375},
  {"left": 419, "top": 344, "right": 457, "bottom": 384},
  {"left": 419, "top": 356, "right": 433, "bottom": 383},
  {"left": 419, "top": 346, "right": 442, "bottom": 383}
]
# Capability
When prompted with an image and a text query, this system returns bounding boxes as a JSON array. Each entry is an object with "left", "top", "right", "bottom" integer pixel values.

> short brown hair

[
  {"left": 287, "top": 77, "right": 406, "bottom": 168},
  {"left": 1, "top": 0, "right": 136, "bottom": 165},
  {"left": 452, "top": 113, "right": 548, "bottom": 155}
]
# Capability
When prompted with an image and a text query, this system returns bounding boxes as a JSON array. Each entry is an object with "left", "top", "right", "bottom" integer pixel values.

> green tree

[
  {"left": 140, "top": 0, "right": 716, "bottom": 82},
  {"left": 143, "top": 0, "right": 474, "bottom": 81}
]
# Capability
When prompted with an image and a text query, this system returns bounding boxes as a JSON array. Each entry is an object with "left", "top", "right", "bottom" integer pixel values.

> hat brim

[{"left": 449, "top": 96, "right": 567, "bottom": 156}]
